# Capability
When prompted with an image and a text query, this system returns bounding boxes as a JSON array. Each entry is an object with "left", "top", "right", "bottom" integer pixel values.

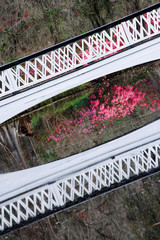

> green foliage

[
  {"left": 76, "top": 0, "right": 112, "bottom": 26},
  {"left": 55, "top": 92, "right": 90, "bottom": 114},
  {"left": 42, "top": 99, "right": 51, "bottom": 105},
  {"left": 6, "top": 57, "right": 19, "bottom": 63},
  {"left": 38, "top": 134, "right": 48, "bottom": 141},
  {"left": 39, "top": 148, "right": 57, "bottom": 163},
  {"left": 116, "top": 120, "right": 124, "bottom": 126},
  {"left": 131, "top": 73, "right": 145, "bottom": 84},
  {"left": 31, "top": 113, "right": 42, "bottom": 128},
  {"left": 0, "top": 39, "right": 9, "bottom": 52},
  {"left": 46, "top": 23, "right": 55, "bottom": 29},
  {"left": 146, "top": 68, "right": 154, "bottom": 74},
  {"left": 44, "top": 8, "right": 61, "bottom": 19}
]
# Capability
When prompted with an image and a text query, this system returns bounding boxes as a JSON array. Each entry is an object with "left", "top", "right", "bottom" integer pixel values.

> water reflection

[
  {"left": 47, "top": 77, "right": 160, "bottom": 144},
  {"left": 1, "top": 61, "right": 160, "bottom": 172}
]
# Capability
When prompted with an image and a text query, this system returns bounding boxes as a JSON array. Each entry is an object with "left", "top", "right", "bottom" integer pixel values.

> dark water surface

[{"left": 1, "top": 60, "right": 160, "bottom": 172}]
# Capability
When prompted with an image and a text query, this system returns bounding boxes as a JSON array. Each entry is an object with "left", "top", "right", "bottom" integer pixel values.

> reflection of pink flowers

[
  {"left": 90, "top": 94, "right": 96, "bottom": 99},
  {"left": 47, "top": 77, "right": 160, "bottom": 144},
  {"left": 24, "top": 11, "right": 29, "bottom": 18},
  {"left": 91, "top": 99, "right": 99, "bottom": 108},
  {"left": 98, "top": 89, "right": 104, "bottom": 98},
  {"left": 96, "top": 85, "right": 146, "bottom": 121}
]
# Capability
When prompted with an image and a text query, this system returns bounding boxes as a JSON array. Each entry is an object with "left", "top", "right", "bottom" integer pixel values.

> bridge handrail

[
  {"left": 0, "top": 3, "right": 160, "bottom": 71},
  {"left": 0, "top": 138, "right": 160, "bottom": 235},
  {"left": 0, "top": 3, "right": 160, "bottom": 98}
]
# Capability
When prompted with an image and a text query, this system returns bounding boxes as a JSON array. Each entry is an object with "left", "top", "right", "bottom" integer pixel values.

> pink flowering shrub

[{"left": 47, "top": 77, "right": 160, "bottom": 143}]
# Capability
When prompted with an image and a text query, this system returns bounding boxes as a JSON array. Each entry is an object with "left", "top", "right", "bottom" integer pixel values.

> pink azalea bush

[{"left": 47, "top": 77, "right": 160, "bottom": 143}]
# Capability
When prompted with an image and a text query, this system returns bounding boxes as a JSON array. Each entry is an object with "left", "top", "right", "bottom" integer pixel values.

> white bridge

[
  {"left": 0, "top": 119, "right": 160, "bottom": 235},
  {"left": 0, "top": 3, "right": 160, "bottom": 236},
  {"left": 0, "top": 3, "right": 160, "bottom": 124}
]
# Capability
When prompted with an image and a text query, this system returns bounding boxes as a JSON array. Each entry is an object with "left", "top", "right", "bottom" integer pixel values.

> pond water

[
  {"left": 1, "top": 60, "right": 160, "bottom": 172},
  {"left": 26, "top": 60, "right": 160, "bottom": 164}
]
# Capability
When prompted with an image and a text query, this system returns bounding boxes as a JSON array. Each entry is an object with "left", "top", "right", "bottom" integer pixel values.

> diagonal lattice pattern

[
  {"left": 0, "top": 7, "right": 160, "bottom": 97},
  {"left": 0, "top": 140, "right": 160, "bottom": 233}
]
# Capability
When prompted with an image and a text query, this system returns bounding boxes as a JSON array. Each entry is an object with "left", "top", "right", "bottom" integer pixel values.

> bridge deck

[
  {"left": 0, "top": 3, "right": 160, "bottom": 124},
  {"left": 0, "top": 37, "right": 160, "bottom": 124},
  {"left": 1, "top": 3, "right": 160, "bottom": 236},
  {"left": 0, "top": 119, "right": 160, "bottom": 235},
  {"left": 1, "top": 118, "right": 160, "bottom": 202}
]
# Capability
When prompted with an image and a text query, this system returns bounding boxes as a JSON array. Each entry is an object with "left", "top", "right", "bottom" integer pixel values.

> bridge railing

[
  {"left": 0, "top": 139, "right": 160, "bottom": 235},
  {"left": 0, "top": 3, "right": 160, "bottom": 98}
]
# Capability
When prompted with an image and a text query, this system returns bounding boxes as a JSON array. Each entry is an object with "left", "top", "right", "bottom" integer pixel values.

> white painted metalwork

[
  {"left": 0, "top": 7, "right": 160, "bottom": 98},
  {"left": 0, "top": 139, "right": 160, "bottom": 232},
  {"left": 0, "top": 4, "right": 160, "bottom": 234},
  {"left": 0, "top": 37, "right": 160, "bottom": 125}
]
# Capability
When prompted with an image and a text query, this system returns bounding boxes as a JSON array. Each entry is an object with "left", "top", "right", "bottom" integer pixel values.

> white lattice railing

[
  {"left": 0, "top": 140, "right": 160, "bottom": 233},
  {"left": 0, "top": 5, "right": 160, "bottom": 97}
]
